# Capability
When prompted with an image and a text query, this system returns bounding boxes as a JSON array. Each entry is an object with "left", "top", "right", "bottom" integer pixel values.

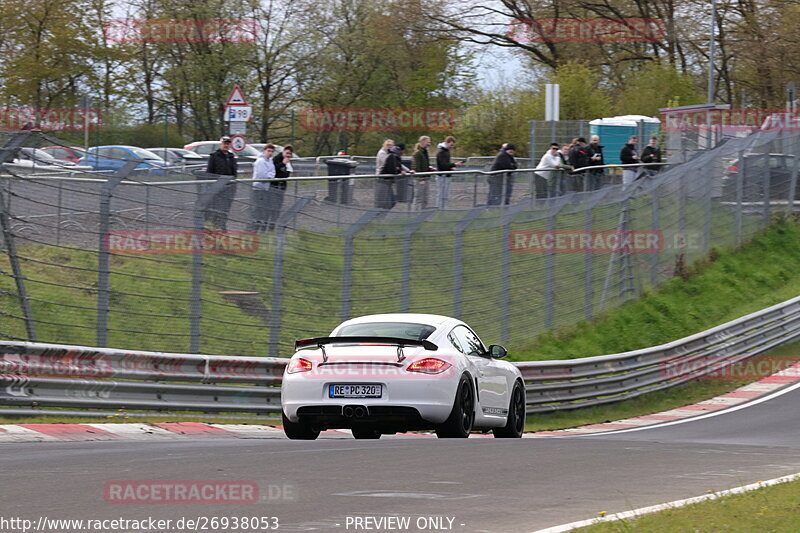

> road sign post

[{"left": 225, "top": 85, "right": 250, "bottom": 138}]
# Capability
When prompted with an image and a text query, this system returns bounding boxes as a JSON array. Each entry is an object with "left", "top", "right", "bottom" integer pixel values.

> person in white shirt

[
  {"left": 536, "top": 143, "right": 562, "bottom": 197},
  {"left": 250, "top": 144, "right": 276, "bottom": 232}
]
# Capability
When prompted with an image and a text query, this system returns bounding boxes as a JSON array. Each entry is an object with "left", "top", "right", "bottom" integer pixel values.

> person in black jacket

[
  {"left": 620, "top": 135, "right": 639, "bottom": 188},
  {"left": 265, "top": 145, "right": 293, "bottom": 230},
  {"left": 204, "top": 136, "right": 238, "bottom": 230},
  {"left": 640, "top": 136, "right": 662, "bottom": 176},
  {"left": 586, "top": 135, "right": 605, "bottom": 190},
  {"left": 436, "top": 136, "right": 462, "bottom": 208},
  {"left": 567, "top": 137, "right": 591, "bottom": 192},
  {"left": 488, "top": 143, "right": 518, "bottom": 205}
]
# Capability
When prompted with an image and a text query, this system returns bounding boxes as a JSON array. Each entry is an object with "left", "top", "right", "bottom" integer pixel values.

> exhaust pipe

[
  {"left": 343, "top": 406, "right": 355, "bottom": 418},
  {"left": 353, "top": 406, "right": 366, "bottom": 418}
]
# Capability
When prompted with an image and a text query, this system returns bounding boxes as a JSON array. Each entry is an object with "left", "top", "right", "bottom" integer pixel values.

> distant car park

[{"left": 77, "top": 145, "right": 168, "bottom": 175}]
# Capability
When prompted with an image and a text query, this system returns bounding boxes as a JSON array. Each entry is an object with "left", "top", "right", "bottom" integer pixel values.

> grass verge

[{"left": 574, "top": 477, "right": 800, "bottom": 532}]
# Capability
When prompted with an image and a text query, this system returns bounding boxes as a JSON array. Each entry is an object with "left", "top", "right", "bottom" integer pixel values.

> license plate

[{"left": 329, "top": 384, "right": 382, "bottom": 398}]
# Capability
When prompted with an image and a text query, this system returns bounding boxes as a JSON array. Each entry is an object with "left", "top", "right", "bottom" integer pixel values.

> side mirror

[{"left": 488, "top": 345, "right": 507, "bottom": 359}]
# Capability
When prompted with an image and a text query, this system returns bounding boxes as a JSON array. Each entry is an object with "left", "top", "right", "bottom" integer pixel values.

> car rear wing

[
  {"left": 295, "top": 336, "right": 438, "bottom": 351},
  {"left": 295, "top": 336, "right": 439, "bottom": 363}
]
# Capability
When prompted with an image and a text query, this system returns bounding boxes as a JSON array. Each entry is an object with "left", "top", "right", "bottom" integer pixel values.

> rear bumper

[{"left": 281, "top": 373, "right": 457, "bottom": 428}]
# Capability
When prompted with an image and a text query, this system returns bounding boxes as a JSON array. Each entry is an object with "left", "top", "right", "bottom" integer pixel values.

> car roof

[{"left": 337, "top": 313, "right": 460, "bottom": 328}]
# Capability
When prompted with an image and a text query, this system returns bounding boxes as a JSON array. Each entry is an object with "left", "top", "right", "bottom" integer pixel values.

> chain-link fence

[{"left": 0, "top": 128, "right": 797, "bottom": 358}]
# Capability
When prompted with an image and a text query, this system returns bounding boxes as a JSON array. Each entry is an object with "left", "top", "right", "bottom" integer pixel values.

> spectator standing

[
  {"left": 641, "top": 136, "right": 662, "bottom": 177},
  {"left": 204, "top": 136, "right": 238, "bottom": 230},
  {"left": 536, "top": 143, "right": 562, "bottom": 198},
  {"left": 375, "top": 139, "right": 409, "bottom": 209},
  {"left": 620, "top": 135, "right": 640, "bottom": 188},
  {"left": 412, "top": 136, "right": 434, "bottom": 209},
  {"left": 568, "top": 137, "right": 591, "bottom": 192},
  {"left": 586, "top": 135, "right": 605, "bottom": 190},
  {"left": 436, "top": 136, "right": 462, "bottom": 208},
  {"left": 488, "top": 143, "right": 518, "bottom": 205},
  {"left": 250, "top": 144, "right": 276, "bottom": 232},
  {"left": 266, "top": 145, "right": 293, "bottom": 230}
]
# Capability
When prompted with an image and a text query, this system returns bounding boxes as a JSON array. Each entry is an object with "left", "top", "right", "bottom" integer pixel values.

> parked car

[
  {"left": 77, "top": 145, "right": 168, "bottom": 175},
  {"left": 148, "top": 147, "right": 206, "bottom": 168},
  {"left": 39, "top": 145, "right": 86, "bottom": 163},
  {"left": 721, "top": 153, "right": 797, "bottom": 201},
  {"left": 183, "top": 141, "right": 259, "bottom": 162},
  {"left": 281, "top": 313, "right": 525, "bottom": 440},
  {"left": 18, "top": 148, "right": 92, "bottom": 171}
]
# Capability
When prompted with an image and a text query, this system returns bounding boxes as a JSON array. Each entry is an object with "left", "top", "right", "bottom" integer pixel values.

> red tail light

[
  {"left": 407, "top": 358, "right": 451, "bottom": 374},
  {"left": 728, "top": 165, "right": 738, "bottom": 172},
  {"left": 287, "top": 358, "right": 313, "bottom": 374}
]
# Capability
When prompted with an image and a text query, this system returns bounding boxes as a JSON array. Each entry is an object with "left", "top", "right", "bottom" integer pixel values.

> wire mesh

[{"left": 0, "top": 129, "right": 796, "bottom": 357}]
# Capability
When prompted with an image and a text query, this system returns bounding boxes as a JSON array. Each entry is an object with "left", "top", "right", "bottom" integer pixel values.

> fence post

[
  {"left": 96, "top": 162, "right": 137, "bottom": 348},
  {"left": 501, "top": 202, "right": 532, "bottom": 343},
  {"left": 400, "top": 210, "right": 437, "bottom": 312},
  {"left": 452, "top": 206, "right": 484, "bottom": 319},
  {"left": 0, "top": 132, "right": 36, "bottom": 341},
  {"left": 268, "top": 196, "right": 312, "bottom": 357},
  {"left": 650, "top": 184, "right": 660, "bottom": 286},
  {"left": 541, "top": 197, "right": 569, "bottom": 328},
  {"left": 341, "top": 209, "right": 382, "bottom": 322},
  {"left": 703, "top": 161, "right": 713, "bottom": 255},
  {"left": 189, "top": 173, "right": 235, "bottom": 354},
  {"left": 789, "top": 134, "right": 800, "bottom": 214},
  {"left": 763, "top": 148, "right": 772, "bottom": 226},
  {"left": 736, "top": 149, "right": 744, "bottom": 246}
]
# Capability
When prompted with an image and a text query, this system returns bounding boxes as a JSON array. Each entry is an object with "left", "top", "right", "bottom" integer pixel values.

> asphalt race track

[{"left": 2, "top": 384, "right": 800, "bottom": 533}]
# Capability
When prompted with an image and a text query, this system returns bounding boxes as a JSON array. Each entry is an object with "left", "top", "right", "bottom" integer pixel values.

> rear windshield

[{"left": 337, "top": 322, "right": 436, "bottom": 341}]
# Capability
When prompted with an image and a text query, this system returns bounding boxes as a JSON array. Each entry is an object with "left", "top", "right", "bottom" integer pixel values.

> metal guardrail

[{"left": 1, "top": 295, "right": 799, "bottom": 418}]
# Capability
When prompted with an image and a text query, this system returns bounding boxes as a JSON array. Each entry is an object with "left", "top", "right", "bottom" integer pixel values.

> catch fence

[{"left": 0, "top": 129, "right": 797, "bottom": 358}]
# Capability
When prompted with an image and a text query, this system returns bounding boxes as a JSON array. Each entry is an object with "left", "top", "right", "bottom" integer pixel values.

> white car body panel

[{"left": 281, "top": 313, "right": 523, "bottom": 432}]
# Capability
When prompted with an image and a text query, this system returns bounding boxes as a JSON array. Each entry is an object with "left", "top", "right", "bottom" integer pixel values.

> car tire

[
  {"left": 282, "top": 412, "right": 320, "bottom": 440},
  {"left": 351, "top": 427, "right": 381, "bottom": 439},
  {"left": 436, "top": 375, "right": 475, "bottom": 438},
  {"left": 493, "top": 381, "right": 525, "bottom": 438}
]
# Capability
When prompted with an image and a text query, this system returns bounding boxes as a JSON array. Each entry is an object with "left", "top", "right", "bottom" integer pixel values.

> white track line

[
  {"left": 572, "top": 380, "right": 800, "bottom": 437},
  {"left": 531, "top": 471, "right": 800, "bottom": 533}
]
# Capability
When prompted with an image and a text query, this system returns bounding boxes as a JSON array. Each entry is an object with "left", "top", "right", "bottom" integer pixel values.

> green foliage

[
  {"left": 616, "top": 62, "right": 704, "bottom": 116},
  {"left": 455, "top": 87, "right": 542, "bottom": 157},
  {"left": 514, "top": 222, "right": 800, "bottom": 361},
  {"left": 550, "top": 62, "right": 613, "bottom": 120}
]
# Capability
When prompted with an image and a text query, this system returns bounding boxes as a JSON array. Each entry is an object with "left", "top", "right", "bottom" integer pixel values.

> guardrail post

[
  {"left": 268, "top": 196, "right": 312, "bottom": 357},
  {"left": 736, "top": 149, "right": 744, "bottom": 246},
  {"left": 341, "top": 209, "right": 382, "bottom": 322},
  {"left": 400, "top": 210, "right": 437, "bottom": 312},
  {"left": 96, "top": 161, "right": 138, "bottom": 348},
  {"left": 0, "top": 131, "right": 36, "bottom": 341},
  {"left": 453, "top": 207, "right": 484, "bottom": 319},
  {"left": 189, "top": 173, "right": 235, "bottom": 354}
]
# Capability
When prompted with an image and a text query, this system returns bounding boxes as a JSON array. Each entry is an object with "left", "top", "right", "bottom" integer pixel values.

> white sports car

[{"left": 281, "top": 313, "right": 525, "bottom": 440}]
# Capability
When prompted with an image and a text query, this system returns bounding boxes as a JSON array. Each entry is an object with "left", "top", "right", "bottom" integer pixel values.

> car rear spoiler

[
  {"left": 295, "top": 336, "right": 438, "bottom": 364},
  {"left": 295, "top": 336, "right": 438, "bottom": 352}
]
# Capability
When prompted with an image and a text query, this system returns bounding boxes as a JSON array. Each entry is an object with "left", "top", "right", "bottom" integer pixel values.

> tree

[{"left": 616, "top": 62, "right": 703, "bottom": 116}]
